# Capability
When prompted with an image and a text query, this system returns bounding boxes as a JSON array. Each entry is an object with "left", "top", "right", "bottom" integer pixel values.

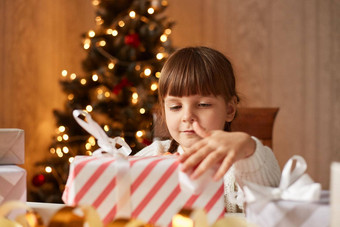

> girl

[{"left": 135, "top": 46, "right": 281, "bottom": 212}]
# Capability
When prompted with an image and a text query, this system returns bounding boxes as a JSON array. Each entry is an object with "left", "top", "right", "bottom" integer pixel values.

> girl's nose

[{"left": 182, "top": 108, "right": 196, "bottom": 123}]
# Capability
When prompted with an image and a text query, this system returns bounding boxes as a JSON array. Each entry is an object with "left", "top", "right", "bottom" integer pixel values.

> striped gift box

[
  {"left": 0, "top": 165, "right": 26, "bottom": 205},
  {"left": 63, "top": 155, "right": 224, "bottom": 226}
]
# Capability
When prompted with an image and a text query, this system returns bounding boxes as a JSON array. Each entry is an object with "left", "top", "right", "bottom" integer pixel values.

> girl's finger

[
  {"left": 193, "top": 121, "right": 210, "bottom": 138},
  {"left": 190, "top": 150, "right": 223, "bottom": 179},
  {"left": 213, "top": 155, "right": 234, "bottom": 181},
  {"left": 179, "top": 137, "right": 208, "bottom": 162},
  {"left": 180, "top": 144, "right": 211, "bottom": 172}
]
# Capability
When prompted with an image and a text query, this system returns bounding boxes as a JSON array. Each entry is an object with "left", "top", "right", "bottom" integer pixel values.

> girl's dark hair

[{"left": 156, "top": 46, "right": 239, "bottom": 153}]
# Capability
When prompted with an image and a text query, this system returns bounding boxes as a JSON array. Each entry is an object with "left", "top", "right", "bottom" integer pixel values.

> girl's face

[{"left": 164, "top": 94, "right": 236, "bottom": 152}]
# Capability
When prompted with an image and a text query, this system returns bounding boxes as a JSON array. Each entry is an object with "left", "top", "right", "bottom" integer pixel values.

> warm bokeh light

[
  {"left": 61, "top": 70, "right": 67, "bottom": 77},
  {"left": 88, "top": 30, "right": 95, "bottom": 37},
  {"left": 80, "top": 79, "right": 87, "bottom": 85},
  {"left": 69, "top": 157, "right": 74, "bottom": 163},
  {"left": 92, "top": 0, "right": 100, "bottom": 6},
  {"left": 160, "top": 34, "right": 167, "bottom": 42},
  {"left": 135, "top": 64, "right": 141, "bottom": 71},
  {"left": 99, "top": 40, "right": 106, "bottom": 46},
  {"left": 155, "top": 72, "right": 161, "bottom": 78},
  {"left": 92, "top": 74, "right": 99, "bottom": 81},
  {"left": 50, "top": 148, "right": 55, "bottom": 154},
  {"left": 56, "top": 148, "right": 63, "bottom": 157},
  {"left": 165, "top": 28, "right": 172, "bottom": 35},
  {"left": 147, "top": 8, "right": 155, "bottom": 14},
  {"left": 70, "top": 73, "right": 77, "bottom": 80},
  {"left": 63, "top": 146, "right": 69, "bottom": 154},
  {"left": 161, "top": 0, "right": 168, "bottom": 6},
  {"left": 106, "top": 29, "right": 113, "bottom": 35},
  {"left": 140, "top": 108, "right": 146, "bottom": 114},
  {"left": 144, "top": 68, "right": 151, "bottom": 76},
  {"left": 58, "top": 126, "right": 65, "bottom": 132},
  {"left": 86, "top": 105, "right": 93, "bottom": 112},
  {"left": 151, "top": 83, "right": 158, "bottom": 91},
  {"left": 63, "top": 134, "right": 69, "bottom": 141},
  {"left": 104, "top": 91, "right": 110, "bottom": 97},
  {"left": 88, "top": 136, "right": 96, "bottom": 146},
  {"left": 104, "top": 125, "right": 109, "bottom": 132},
  {"left": 136, "top": 130, "right": 144, "bottom": 137},
  {"left": 67, "top": 94, "right": 74, "bottom": 100},
  {"left": 85, "top": 143, "right": 91, "bottom": 150},
  {"left": 112, "top": 30, "right": 118, "bottom": 36},
  {"left": 156, "top": 53, "right": 164, "bottom": 60},
  {"left": 45, "top": 166, "right": 52, "bottom": 173},
  {"left": 108, "top": 62, "right": 115, "bottom": 69},
  {"left": 118, "top": 20, "right": 125, "bottom": 27},
  {"left": 129, "top": 11, "right": 136, "bottom": 18},
  {"left": 132, "top": 92, "right": 138, "bottom": 99}
]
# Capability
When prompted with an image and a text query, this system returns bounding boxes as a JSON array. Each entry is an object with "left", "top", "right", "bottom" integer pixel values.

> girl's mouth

[{"left": 182, "top": 130, "right": 195, "bottom": 134}]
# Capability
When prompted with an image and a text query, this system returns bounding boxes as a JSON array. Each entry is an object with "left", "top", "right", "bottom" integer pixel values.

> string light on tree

[
  {"left": 61, "top": 70, "right": 67, "bottom": 77},
  {"left": 70, "top": 73, "right": 77, "bottom": 80}
]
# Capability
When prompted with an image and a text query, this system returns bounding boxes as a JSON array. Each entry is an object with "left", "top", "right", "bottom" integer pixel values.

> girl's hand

[{"left": 179, "top": 121, "right": 256, "bottom": 181}]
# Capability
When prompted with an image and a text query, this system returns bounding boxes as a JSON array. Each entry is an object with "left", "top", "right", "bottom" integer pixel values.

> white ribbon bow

[
  {"left": 73, "top": 109, "right": 133, "bottom": 218},
  {"left": 73, "top": 110, "right": 132, "bottom": 157},
  {"left": 244, "top": 155, "right": 321, "bottom": 204}
]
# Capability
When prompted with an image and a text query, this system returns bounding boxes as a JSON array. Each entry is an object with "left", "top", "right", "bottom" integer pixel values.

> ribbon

[
  {"left": 172, "top": 208, "right": 255, "bottom": 227},
  {"left": 0, "top": 200, "right": 44, "bottom": 227},
  {"left": 178, "top": 164, "right": 219, "bottom": 195},
  {"left": 72, "top": 110, "right": 132, "bottom": 157},
  {"left": 243, "top": 155, "right": 321, "bottom": 204},
  {"left": 73, "top": 110, "right": 132, "bottom": 218}
]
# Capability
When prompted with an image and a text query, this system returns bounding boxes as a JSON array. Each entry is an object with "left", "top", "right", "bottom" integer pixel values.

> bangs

[{"left": 159, "top": 48, "right": 222, "bottom": 98}]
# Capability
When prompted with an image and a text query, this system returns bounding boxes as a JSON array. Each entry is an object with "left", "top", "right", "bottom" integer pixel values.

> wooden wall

[
  {"left": 0, "top": 0, "right": 339, "bottom": 198},
  {"left": 0, "top": 1, "right": 96, "bottom": 196}
]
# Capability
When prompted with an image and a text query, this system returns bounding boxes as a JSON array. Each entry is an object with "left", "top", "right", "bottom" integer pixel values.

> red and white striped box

[{"left": 63, "top": 155, "right": 224, "bottom": 226}]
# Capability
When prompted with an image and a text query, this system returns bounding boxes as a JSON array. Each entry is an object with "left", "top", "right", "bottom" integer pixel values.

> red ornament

[
  {"left": 124, "top": 33, "right": 140, "bottom": 48},
  {"left": 32, "top": 174, "right": 46, "bottom": 187},
  {"left": 142, "top": 138, "right": 152, "bottom": 146},
  {"left": 112, "top": 78, "right": 132, "bottom": 95}
]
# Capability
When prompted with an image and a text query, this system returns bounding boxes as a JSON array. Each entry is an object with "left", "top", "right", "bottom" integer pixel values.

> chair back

[{"left": 231, "top": 107, "right": 279, "bottom": 148}]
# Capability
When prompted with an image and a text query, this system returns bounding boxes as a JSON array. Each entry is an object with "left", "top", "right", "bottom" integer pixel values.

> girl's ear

[{"left": 225, "top": 96, "right": 238, "bottom": 122}]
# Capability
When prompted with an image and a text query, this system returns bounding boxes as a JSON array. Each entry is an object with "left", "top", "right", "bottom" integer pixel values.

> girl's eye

[
  {"left": 169, "top": 105, "right": 181, "bottom": 111},
  {"left": 198, "top": 103, "right": 211, "bottom": 107}
]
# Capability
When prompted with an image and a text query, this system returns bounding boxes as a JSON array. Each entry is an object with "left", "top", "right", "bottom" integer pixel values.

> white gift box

[
  {"left": 0, "top": 129, "right": 25, "bottom": 164},
  {"left": 0, "top": 165, "right": 26, "bottom": 205},
  {"left": 245, "top": 191, "right": 330, "bottom": 227},
  {"left": 244, "top": 155, "right": 330, "bottom": 227},
  {"left": 331, "top": 162, "right": 340, "bottom": 227}
]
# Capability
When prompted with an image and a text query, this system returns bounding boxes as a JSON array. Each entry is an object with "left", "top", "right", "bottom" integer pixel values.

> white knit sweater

[{"left": 134, "top": 137, "right": 281, "bottom": 212}]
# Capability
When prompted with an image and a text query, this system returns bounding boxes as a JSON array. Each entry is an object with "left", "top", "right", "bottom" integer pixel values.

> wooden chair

[{"left": 231, "top": 107, "right": 279, "bottom": 148}]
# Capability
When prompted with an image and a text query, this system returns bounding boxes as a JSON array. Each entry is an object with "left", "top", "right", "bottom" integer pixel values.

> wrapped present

[
  {"left": 0, "top": 128, "right": 25, "bottom": 165},
  {"left": 62, "top": 110, "right": 225, "bottom": 227},
  {"left": 330, "top": 162, "right": 340, "bottom": 226},
  {"left": 244, "top": 155, "right": 330, "bottom": 227},
  {"left": 0, "top": 165, "right": 26, "bottom": 205}
]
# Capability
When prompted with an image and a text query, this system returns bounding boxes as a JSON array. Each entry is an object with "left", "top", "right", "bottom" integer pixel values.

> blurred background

[{"left": 0, "top": 0, "right": 339, "bottom": 202}]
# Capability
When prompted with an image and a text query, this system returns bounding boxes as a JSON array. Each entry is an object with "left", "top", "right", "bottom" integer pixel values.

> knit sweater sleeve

[{"left": 224, "top": 136, "right": 281, "bottom": 212}]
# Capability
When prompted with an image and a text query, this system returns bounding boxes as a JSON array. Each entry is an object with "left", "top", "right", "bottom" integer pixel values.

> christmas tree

[{"left": 30, "top": 0, "right": 174, "bottom": 203}]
